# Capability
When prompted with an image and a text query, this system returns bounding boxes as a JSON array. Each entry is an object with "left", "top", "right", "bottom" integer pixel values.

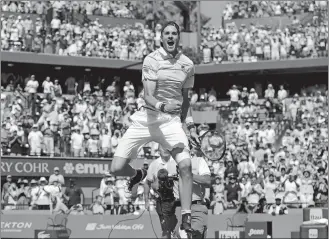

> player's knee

[
  {"left": 177, "top": 158, "right": 192, "bottom": 176},
  {"left": 110, "top": 156, "right": 128, "bottom": 175}
]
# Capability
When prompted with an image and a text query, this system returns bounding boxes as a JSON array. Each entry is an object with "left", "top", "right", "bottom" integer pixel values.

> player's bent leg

[
  {"left": 177, "top": 157, "right": 193, "bottom": 236},
  {"left": 111, "top": 124, "right": 150, "bottom": 190},
  {"left": 110, "top": 156, "right": 136, "bottom": 177}
]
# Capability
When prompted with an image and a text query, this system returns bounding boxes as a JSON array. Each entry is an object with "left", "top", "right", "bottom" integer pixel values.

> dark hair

[
  {"left": 161, "top": 21, "right": 180, "bottom": 36},
  {"left": 237, "top": 201, "right": 249, "bottom": 213}
]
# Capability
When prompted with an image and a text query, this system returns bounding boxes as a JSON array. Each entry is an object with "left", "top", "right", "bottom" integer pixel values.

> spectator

[
  {"left": 102, "top": 177, "right": 116, "bottom": 210},
  {"left": 25, "top": 75, "right": 38, "bottom": 109},
  {"left": 224, "top": 175, "right": 241, "bottom": 208},
  {"left": 90, "top": 195, "right": 106, "bottom": 215},
  {"left": 100, "top": 128, "right": 111, "bottom": 157},
  {"left": 282, "top": 173, "right": 300, "bottom": 208},
  {"left": 254, "top": 198, "right": 268, "bottom": 213},
  {"left": 49, "top": 167, "right": 65, "bottom": 186},
  {"left": 71, "top": 126, "right": 84, "bottom": 157},
  {"left": 16, "top": 179, "right": 30, "bottom": 209},
  {"left": 41, "top": 118, "right": 55, "bottom": 157},
  {"left": 28, "top": 124, "right": 43, "bottom": 156},
  {"left": 127, "top": 202, "right": 137, "bottom": 215},
  {"left": 278, "top": 85, "right": 288, "bottom": 102},
  {"left": 246, "top": 175, "right": 263, "bottom": 208},
  {"left": 227, "top": 85, "right": 240, "bottom": 107},
  {"left": 265, "top": 84, "right": 275, "bottom": 99},
  {"left": 264, "top": 173, "right": 278, "bottom": 204},
  {"left": 42, "top": 77, "right": 54, "bottom": 100},
  {"left": 211, "top": 176, "right": 226, "bottom": 214},
  {"left": 63, "top": 179, "right": 83, "bottom": 209},
  {"left": 2, "top": 175, "right": 13, "bottom": 204},
  {"left": 299, "top": 169, "right": 315, "bottom": 208},
  {"left": 31, "top": 177, "right": 50, "bottom": 210},
  {"left": 224, "top": 158, "right": 239, "bottom": 179},
  {"left": 70, "top": 204, "right": 85, "bottom": 215},
  {"left": 3, "top": 181, "right": 18, "bottom": 210},
  {"left": 8, "top": 130, "right": 23, "bottom": 156},
  {"left": 236, "top": 197, "right": 252, "bottom": 214},
  {"left": 268, "top": 196, "right": 288, "bottom": 215},
  {"left": 50, "top": 195, "right": 70, "bottom": 215}
]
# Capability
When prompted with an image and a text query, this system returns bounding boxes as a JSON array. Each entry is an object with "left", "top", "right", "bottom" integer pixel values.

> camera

[{"left": 157, "top": 169, "right": 178, "bottom": 200}]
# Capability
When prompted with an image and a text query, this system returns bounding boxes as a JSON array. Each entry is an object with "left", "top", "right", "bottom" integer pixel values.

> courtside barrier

[
  {"left": 303, "top": 208, "right": 328, "bottom": 221},
  {"left": 1, "top": 209, "right": 308, "bottom": 238}
]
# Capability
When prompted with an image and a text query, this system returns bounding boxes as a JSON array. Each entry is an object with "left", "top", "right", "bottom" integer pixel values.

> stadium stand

[
  {"left": 1, "top": 1, "right": 327, "bottom": 64},
  {"left": 1, "top": 1, "right": 328, "bottom": 217}
]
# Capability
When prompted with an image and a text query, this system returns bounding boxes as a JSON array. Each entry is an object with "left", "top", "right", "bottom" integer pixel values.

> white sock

[{"left": 181, "top": 210, "right": 191, "bottom": 215}]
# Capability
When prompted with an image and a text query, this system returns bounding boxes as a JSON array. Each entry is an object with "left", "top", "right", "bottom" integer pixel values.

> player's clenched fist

[{"left": 163, "top": 103, "right": 182, "bottom": 114}]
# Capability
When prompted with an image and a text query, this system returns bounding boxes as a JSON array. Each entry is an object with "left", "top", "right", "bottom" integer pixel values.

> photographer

[
  {"left": 144, "top": 146, "right": 179, "bottom": 239},
  {"left": 177, "top": 149, "right": 211, "bottom": 239},
  {"left": 236, "top": 197, "right": 253, "bottom": 214}
]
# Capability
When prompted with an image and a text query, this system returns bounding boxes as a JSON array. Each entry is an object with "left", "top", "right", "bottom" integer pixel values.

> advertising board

[
  {"left": 244, "top": 221, "right": 272, "bottom": 239},
  {"left": 1, "top": 157, "right": 146, "bottom": 178},
  {"left": 2, "top": 210, "right": 305, "bottom": 238}
]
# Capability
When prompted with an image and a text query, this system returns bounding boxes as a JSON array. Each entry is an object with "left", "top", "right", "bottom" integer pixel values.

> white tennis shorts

[{"left": 114, "top": 109, "right": 190, "bottom": 163}]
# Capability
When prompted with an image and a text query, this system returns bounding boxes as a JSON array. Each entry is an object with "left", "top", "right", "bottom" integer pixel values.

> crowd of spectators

[
  {"left": 1, "top": 1, "right": 328, "bottom": 64},
  {"left": 1, "top": 12, "right": 158, "bottom": 60},
  {"left": 1, "top": 74, "right": 150, "bottom": 158},
  {"left": 1, "top": 70, "right": 327, "bottom": 213},
  {"left": 207, "top": 84, "right": 328, "bottom": 214},
  {"left": 1, "top": 1, "right": 327, "bottom": 217},
  {"left": 1, "top": 153, "right": 151, "bottom": 215},
  {"left": 1, "top": 1, "right": 140, "bottom": 19},
  {"left": 223, "top": 1, "right": 327, "bottom": 20},
  {"left": 199, "top": 19, "right": 328, "bottom": 64}
]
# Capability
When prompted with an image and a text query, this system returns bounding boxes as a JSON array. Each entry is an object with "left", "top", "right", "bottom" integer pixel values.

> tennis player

[{"left": 110, "top": 21, "right": 198, "bottom": 236}]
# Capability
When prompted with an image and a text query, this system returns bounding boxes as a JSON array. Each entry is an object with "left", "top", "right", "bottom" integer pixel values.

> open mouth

[{"left": 167, "top": 41, "right": 175, "bottom": 47}]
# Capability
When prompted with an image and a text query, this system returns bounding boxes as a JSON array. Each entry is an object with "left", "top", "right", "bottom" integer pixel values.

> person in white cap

[
  {"left": 99, "top": 171, "right": 113, "bottom": 198},
  {"left": 31, "top": 177, "right": 51, "bottom": 210},
  {"left": 268, "top": 196, "right": 288, "bottom": 216},
  {"left": 101, "top": 177, "right": 116, "bottom": 210},
  {"left": 28, "top": 124, "right": 43, "bottom": 156},
  {"left": 49, "top": 167, "right": 65, "bottom": 186},
  {"left": 29, "top": 179, "right": 39, "bottom": 209},
  {"left": 226, "top": 85, "right": 240, "bottom": 108},
  {"left": 281, "top": 172, "right": 300, "bottom": 208}
]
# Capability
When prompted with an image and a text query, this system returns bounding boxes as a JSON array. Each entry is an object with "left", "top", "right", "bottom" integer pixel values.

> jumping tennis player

[{"left": 110, "top": 21, "right": 198, "bottom": 236}]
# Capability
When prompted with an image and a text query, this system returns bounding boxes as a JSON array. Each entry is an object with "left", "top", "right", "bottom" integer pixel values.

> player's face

[{"left": 161, "top": 25, "right": 180, "bottom": 54}]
